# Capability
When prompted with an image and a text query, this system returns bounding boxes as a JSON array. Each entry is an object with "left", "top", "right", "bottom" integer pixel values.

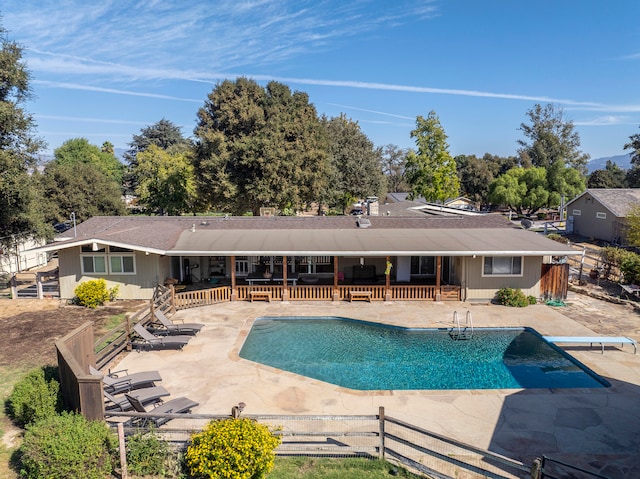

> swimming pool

[{"left": 239, "top": 316, "right": 609, "bottom": 390}]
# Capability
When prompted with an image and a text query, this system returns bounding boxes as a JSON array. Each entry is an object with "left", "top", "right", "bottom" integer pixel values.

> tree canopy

[
  {"left": 0, "top": 24, "right": 48, "bottom": 248},
  {"left": 40, "top": 138, "right": 126, "bottom": 222},
  {"left": 322, "top": 114, "right": 386, "bottom": 213},
  {"left": 405, "top": 112, "right": 459, "bottom": 203},
  {"left": 40, "top": 161, "right": 127, "bottom": 222},
  {"left": 133, "top": 145, "right": 196, "bottom": 215},
  {"left": 518, "top": 103, "right": 589, "bottom": 174},
  {"left": 53, "top": 138, "right": 124, "bottom": 185},
  {"left": 194, "top": 78, "right": 329, "bottom": 215},
  {"left": 587, "top": 160, "right": 626, "bottom": 188},
  {"left": 488, "top": 165, "right": 584, "bottom": 215},
  {"left": 380, "top": 144, "right": 410, "bottom": 193}
]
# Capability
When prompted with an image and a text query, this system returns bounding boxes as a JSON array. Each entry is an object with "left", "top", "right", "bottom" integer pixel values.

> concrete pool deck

[{"left": 113, "top": 294, "right": 640, "bottom": 476}]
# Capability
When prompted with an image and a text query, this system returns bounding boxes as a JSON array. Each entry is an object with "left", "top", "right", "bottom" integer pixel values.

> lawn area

[{"left": 270, "top": 457, "right": 423, "bottom": 478}]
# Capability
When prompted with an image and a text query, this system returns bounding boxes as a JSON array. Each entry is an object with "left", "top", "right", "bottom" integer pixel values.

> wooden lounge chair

[
  {"left": 132, "top": 323, "right": 192, "bottom": 351},
  {"left": 89, "top": 365, "right": 162, "bottom": 394},
  {"left": 124, "top": 393, "right": 199, "bottom": 427},
  {"left": 152, "top": 309, "right": 204, "bottom": 335},
  {"left": 103, "top": 386, "right": 170, "bottom": 411}
]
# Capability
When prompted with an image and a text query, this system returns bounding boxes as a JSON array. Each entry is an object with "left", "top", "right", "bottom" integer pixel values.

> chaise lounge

[
  {"left": 103, "top": 386, "right": 170, "bottom": 411},
  {"left": 132, "top": 323, "right": 193, "bottom": 351},
  {"left": 90, "top": 365, "right": 162, "bottom": 394},
  {"left": 124, "top": 393, "right": 199, "bottom": 427},
  {"left": 152, "top": 309, "right": 204, "bottom": 335}
]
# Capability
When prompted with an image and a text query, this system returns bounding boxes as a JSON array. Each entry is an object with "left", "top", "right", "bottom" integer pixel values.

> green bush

[
  {"left": 599, "top": 246, "right": 640, "bottom": 283},
  {"left": 495, "top": 287, "right": 531, "bottom": 307},
  {"left": 6, "top": 366, "right": 62, "bottom": 427},
  {"left": 527, "top": 295, "right": 537, "bottom": 305},
  {"left": 126, "top": 429, "right": 172, "bottom": 476},
  {"left": 73, "top": 278, "right": 118, "bottom": 308},
  {"left": 185, "top": 417, "right": 281, "bottom": 479},
  {"left": 19, "top": 412, "right": 117, "bottom": 479}
]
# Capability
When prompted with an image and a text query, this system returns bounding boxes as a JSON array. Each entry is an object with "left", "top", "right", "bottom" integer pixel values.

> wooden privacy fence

[{"left": 540, "top": 263, "right": 569, "bottom": 301}]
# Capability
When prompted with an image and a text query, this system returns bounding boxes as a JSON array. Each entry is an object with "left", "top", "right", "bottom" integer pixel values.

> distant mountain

[{"left": 587, "top": 153, "right": 632, "bottom": 173}]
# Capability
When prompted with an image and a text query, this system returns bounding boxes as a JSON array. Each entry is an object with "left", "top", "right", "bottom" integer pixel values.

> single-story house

[
  {"left": 565, "top": 188, "right": 640, "bottom": 244},
  {"left": 31, "top": 213, "right": 578, "bottom": 303}
]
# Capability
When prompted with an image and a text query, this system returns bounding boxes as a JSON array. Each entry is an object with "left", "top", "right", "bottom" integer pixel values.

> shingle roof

[
  {"left": 585, "top": 189, "right": 640, "bottom": 217},
  {"left": 46, "top": 214, "right": 577, "bottom": 257}
]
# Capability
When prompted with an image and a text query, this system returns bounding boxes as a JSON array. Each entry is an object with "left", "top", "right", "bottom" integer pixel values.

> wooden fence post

[
  {"left": 118, "top": 422, "right": 128, "bottom": 479},
  {"left": 378, "top": 406, "right": 385, "bottom": 460}
]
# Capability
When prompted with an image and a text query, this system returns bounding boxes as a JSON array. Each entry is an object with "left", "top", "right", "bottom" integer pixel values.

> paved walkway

[{"left": 114, "top": 297, "right": 640, "bottom": 477}]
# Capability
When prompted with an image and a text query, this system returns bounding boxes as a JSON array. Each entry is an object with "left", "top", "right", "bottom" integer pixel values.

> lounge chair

[
  {"left": 103, "top": 386, "right": 170, "bottom": 411},
  {"left": 132, "top": 323, "right": 192, "bottom": 350},
  {"left": 89, "top": 365, "right": 162, "bottom": 394},
  {"left": 152, "top": 309, "right": 204, "bottom": 335},
  {"left": 124, "top": 393, "right": 199, "bottom": 427}
]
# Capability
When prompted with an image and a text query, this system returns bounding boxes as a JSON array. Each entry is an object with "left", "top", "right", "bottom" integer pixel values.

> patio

[{"left": 111, "top": 297, "right": 640, "bottom": 476}]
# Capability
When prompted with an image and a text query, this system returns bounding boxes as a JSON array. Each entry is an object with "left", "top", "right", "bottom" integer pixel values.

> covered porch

[{"left": 171, "top": 254, "right": 461, "bottom": 307}]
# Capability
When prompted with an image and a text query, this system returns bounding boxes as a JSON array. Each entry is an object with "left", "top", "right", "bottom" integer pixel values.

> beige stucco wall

[
  {"left": 58, "top": 247, "right": 166, "bottom": 300},
  {"left": 463, "top": 255, "right": 542, "bottom": 301}
]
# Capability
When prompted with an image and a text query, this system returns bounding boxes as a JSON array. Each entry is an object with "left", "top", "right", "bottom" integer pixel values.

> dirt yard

[{"left": 0, "top": 299, "right": 146, "bottom": 367}]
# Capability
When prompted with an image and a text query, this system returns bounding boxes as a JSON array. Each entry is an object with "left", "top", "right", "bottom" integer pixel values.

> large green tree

[
  {"left": 53, "top": 137, "right": 124, "bottom": 185},
  {"left": 405, "top": 112, "right": 459, "bottom": 203},
  {"left": 41, "top": 138, "right": 126, "bottom": 222},
  {"left": 0, "top": 24, "right": 48, "bottom": 248},
  {"left": 134, "top": 145, "right": 196, "bottom": 215},
  {"left": 587, "top": 160, "right": 626, "bottom": 188},
  {"left": 488, "top": 165, "right": 584, "bottom": 215},
  {"left": 124, "top": 119, "right": 190, "bottom": 195},
  {"left": 40, "top": 161, "right": 127, "bottom": 222},
  {"left": 194, "top": 78, "right": 329, "bottom": 215},
  {"left": 518, "top": 103, "right": 589, "bottom": 174},
  {"left": 322, "top": 114, "right": 386, "bottom": 213},
  {"left": 380, "top": 144, "right": 409, "bottom": 193}
]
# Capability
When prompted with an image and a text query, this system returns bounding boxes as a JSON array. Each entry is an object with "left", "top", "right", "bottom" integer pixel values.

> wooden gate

[{"left": 540, "top": 263, "right": 569, "bottom": 301}]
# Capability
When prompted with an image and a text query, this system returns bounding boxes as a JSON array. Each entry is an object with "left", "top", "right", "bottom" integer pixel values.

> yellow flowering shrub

[{"left": 185, "top": 417, "right": 281, "bottom": 479}]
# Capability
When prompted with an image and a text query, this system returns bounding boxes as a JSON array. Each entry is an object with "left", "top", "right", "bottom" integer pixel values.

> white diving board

[{"left": 543, "top": 336, "right": 637, "bottom": 354}]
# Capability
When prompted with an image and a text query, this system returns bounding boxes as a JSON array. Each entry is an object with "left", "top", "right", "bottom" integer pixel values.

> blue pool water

[{"left": 239, "top": 316, "right": 609, "bottom": 390}]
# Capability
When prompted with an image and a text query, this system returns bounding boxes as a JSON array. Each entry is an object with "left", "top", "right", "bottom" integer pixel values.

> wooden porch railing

[
  {"left": 174, "top": 284, "right": 460, "bottom": 308},
  {"left": 174, "top": 286, "right": 231, "bottom": 309}
]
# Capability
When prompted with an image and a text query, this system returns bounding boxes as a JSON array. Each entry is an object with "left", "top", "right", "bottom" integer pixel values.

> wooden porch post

[
  {"left": 385, "top": 256, "right": 391, "bottom": 301},
  {"left": 230, "top": 255, "right": 237, "bottom": 301},
  {"left": 333, "top": 256, "right": 340, "bottom": 301},
  {"left": 281, "top": 255, "right": 289, "bottom": 301},
  {"left": 436, "top": 256, "right": 442, "bottom": 301}
]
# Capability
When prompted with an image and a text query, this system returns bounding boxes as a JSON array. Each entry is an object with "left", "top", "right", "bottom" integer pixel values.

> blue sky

[{"left": 2, "top": 0, "right": 639, "bottom": 161}]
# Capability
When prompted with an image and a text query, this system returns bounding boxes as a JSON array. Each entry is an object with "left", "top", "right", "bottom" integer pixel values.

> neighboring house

[
  {"left": 444, "top": 196, "right": 477, "bottom": 211},
  {"left": 31, "top": 214, "right": 577, "bottom": 302},
  {"left": 565, "top": 189, "right": 640, "bottom": 244},
  {"left": 0, "top": 238, "right": 49, "bottom": 275}
]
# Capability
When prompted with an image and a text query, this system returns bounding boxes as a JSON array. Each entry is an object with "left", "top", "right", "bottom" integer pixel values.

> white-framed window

[
  {"left": 572, "top": 209, "right": 581, "bottom": 216},
  {"left": 80, "top": 245, "right": 136, "bottom": 275},
  {"left": 596, "top": 212, "right": 607, "bottom": 219},
  {"left": 482, "top": 256, "right": 522, "bottom": 276},
  {"left": 82, "top": 255, "right": 107, "bottom": 274},
  {"left": 109, "top": 255, "right": 135, "bottom": 274}
]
